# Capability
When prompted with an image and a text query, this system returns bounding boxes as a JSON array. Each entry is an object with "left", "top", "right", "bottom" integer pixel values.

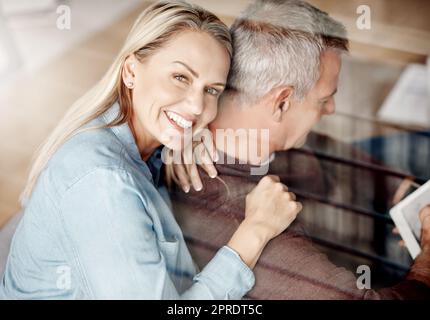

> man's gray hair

[{"left": 227, "top": 0, "right": 348, "bottom": 104}]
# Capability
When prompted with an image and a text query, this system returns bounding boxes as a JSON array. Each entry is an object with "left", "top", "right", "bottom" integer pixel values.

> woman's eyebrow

[{"left": 173, "top": 61, "right": 199, "bottom": 78}]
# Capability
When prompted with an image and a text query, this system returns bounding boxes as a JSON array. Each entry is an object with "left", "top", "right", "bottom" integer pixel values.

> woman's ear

[
  {"left": 272, "top": 86, "right": 293, "bottom": 123},
  {"left": 122, "top": 55, "right": 137, "bottom": 89}
]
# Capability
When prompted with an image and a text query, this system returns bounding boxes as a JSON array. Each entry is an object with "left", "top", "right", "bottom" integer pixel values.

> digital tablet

[{"left": 389, "top": 180, "right": 430, "bottom": 259}]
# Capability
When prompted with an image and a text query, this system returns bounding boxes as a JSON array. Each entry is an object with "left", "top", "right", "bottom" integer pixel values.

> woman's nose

[{"left": 187, "top": 91, "right": 204, "bottom": 116}]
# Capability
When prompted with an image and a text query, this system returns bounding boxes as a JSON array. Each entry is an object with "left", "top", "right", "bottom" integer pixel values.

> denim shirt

[{"left": 0, "top": 102, "right": 255, "bottom": 299}]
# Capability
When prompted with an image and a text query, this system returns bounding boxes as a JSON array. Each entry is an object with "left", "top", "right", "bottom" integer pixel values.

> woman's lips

[{"left": 164, "top": 110, "right": 194, "bottom": 130}]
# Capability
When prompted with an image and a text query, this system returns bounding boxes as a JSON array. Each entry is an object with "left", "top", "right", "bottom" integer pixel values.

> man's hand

[
  {"left": 392, "top": 205, "right": 430, "bottom": 249},
  {"left": 407, "top": 205, "right": 430, "bottom": 288},
  {"left": 419, "top": 205, "right": 430, "bottom": 250}
]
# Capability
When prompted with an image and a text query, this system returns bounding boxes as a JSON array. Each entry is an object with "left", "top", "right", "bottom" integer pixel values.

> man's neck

[{"left": 209, "top": 97, "right": 273, "bottom": 166}]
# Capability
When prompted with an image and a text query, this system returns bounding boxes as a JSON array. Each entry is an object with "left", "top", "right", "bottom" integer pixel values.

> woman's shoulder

[{"left": 43, "top": 124, "right": 130, "bottom": 194}]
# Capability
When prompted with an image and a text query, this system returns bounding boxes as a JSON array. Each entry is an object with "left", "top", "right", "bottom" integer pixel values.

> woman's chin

[
  {"left": 164, "top": 140, "right": 184, "bottom": 151},
  {"left": 159, "top": 125, "right": 194, "bottom": 151},
  {"left": 162, "top": 135, "right": 192, "bottom": 152}
]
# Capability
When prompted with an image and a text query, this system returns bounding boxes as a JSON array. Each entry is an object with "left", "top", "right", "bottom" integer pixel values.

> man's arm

[{"left": 172, "top": 190, "right": 430, "bottom": 300}]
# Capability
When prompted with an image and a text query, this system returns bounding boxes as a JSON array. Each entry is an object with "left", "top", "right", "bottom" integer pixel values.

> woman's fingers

[
  {"left": 174, "top": 163, "right": 191, "bottom": 193},
  {"left": 194, "top": 143, "right": 217, "bottom": 178},
  {"left": 186, "top": 162, "right": 203, "bottom": 192},
  {"left": 201, "top": 131, "right": 219, "bottom": 162},
  {"left": 244, "top": 176, "right": 302, "bottom": 241},
  {"left": 199, "top": 157, "right": 217, "bottom": 179},
  {"left": 180, "top": 143, "right": 202, "bottom": 192},
  {"left": 169, "top": 142, "right": 214, "bottom": 192},
  {"left": 166, "top": 141, "right": 215, "bottom": 192}
]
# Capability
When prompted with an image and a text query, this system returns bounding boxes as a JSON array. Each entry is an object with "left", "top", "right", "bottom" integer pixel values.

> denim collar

[{"left": 101, "top": 101, "right": 164, "bottom": 187}]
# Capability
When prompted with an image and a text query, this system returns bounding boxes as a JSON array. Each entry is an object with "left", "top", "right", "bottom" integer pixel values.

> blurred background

[{"left": 0, "top": 0, "right": 429, "bottom": 289}]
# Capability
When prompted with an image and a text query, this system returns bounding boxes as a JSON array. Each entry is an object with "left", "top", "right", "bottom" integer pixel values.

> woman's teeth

[{"left": 166, "top": 111, "right": 193, "bottom": 129}]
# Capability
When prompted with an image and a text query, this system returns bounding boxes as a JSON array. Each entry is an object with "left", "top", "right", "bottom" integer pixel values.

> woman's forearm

[{"left": 227, "top": 220, "right": 270, "bottom": 269}]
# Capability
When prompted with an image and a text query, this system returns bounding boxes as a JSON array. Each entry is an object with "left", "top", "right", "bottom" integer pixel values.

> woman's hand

[
  {"left": 165, "top": 133, "right": 218, "bottom": 193},
  {"left": 243, "top": 175, "right": 303, "bottom": 241},
  {"left": 227, "top": 175, "right": 302, "bottom": 269}
]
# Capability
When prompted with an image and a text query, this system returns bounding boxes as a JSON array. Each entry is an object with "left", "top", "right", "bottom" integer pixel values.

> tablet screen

[
  {"left": 402, "top": 198, "right": 422, "bottom": 241},
  {"left": 390, "top": 180, "right": 430, "bottom": 258}
]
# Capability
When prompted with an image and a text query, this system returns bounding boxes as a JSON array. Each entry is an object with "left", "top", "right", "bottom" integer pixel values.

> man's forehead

[
  {"left": 316, "top": 51, "right": 341, "bottom": 94},
  {"left": 320, "top": 50, "right": 342, "bottom": 76}
]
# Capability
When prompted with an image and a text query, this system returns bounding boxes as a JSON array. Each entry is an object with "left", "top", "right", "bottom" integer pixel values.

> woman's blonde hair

[{"left": 21, "top": 0, "right": 232, "bottom": 204}]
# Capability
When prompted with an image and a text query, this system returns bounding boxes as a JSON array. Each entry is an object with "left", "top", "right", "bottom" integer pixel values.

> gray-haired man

[{"left": 170, "top": 0, "right": 430, "bottom": 299}]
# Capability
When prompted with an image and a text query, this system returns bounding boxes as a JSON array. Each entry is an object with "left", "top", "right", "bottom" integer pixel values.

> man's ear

[
  {"left": 271, "top": 86, "right": 294, "bottom": 123},
  {"left": 122, "top": 55, "right": 137, "bottom": 89}
]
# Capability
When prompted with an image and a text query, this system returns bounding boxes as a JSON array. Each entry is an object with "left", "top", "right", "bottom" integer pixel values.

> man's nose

[{"left": 323, "top": 101, "right": 336, "bottom": 115}]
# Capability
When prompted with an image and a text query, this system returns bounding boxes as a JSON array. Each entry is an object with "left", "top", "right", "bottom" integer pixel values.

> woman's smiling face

[{"left": 124, "top": 30, "right": 231, "bottom": 157}]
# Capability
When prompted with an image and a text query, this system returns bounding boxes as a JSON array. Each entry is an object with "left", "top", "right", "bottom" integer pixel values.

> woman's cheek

[{"left": 205, "top": 102, "right": 218, "bottom": 125}]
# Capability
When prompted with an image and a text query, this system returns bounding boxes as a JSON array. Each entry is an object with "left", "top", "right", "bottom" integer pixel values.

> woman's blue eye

[{"left": 206, "top": 87, "right": 219, "bottom": 96}]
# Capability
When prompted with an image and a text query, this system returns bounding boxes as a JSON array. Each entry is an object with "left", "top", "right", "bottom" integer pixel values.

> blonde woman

[{"left": 0, "top": 1, "right": 301, "bottom": 299}]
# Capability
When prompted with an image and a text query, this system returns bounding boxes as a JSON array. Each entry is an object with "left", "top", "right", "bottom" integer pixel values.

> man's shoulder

[{"left": 171, "top": 165, "right": 257, "bottom": 209}]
